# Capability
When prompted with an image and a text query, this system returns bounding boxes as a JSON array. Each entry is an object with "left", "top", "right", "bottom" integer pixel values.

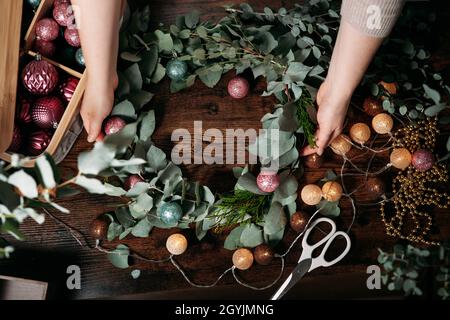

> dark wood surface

[{"left": 1, "top": 0, "right": 450, "bottom": 300}]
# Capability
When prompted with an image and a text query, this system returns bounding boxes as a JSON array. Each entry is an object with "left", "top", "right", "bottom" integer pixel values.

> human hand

[
  {"left": 301, "top": 81, "right": 350, "bottom": 156},
  {"left": 80, "top": 73, "right": 118, "bottom": 143}
]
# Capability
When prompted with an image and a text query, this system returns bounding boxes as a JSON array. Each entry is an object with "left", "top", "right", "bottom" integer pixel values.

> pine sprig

[
  {"left": 212, "top": 190, "right": 271, "bottom": 230},
  {"left": 297, "top": 93, "right": 317, "bottom": 147}
]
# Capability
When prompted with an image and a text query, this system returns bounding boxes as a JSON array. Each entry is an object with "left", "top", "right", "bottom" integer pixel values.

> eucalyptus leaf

[{"left": 107, "top": 244, "right": 130, "bottom": 269}]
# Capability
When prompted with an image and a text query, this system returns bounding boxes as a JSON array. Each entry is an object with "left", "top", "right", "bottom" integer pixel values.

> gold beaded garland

[
  {"left": 350, "top": 123, "right": 371, "bottom": 144},
  {"left": 380, "top": 118, "right": 449, "bottom": 245}
]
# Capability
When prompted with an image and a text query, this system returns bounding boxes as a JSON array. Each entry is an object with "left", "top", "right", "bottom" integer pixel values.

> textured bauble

[
  {"left": 124, "top": 175, "right": 145, "bottom": 191},
  {"left": 290, "top": 211, "right": 308, "bottom": 233},
  {"left": 27, "top": 0, "right": 41, "bottom": 9},
  {"left": 64, "top": 28, "right": 81, "bottom": 47},
  {"left": 32, "top": 96, "right": 65, "bottom": 130},
  {"left": 228, "top": 76, "right": 250, "bottom": 99},
  {"left": 304, "top": 153, "right": 323, "bottom": 169},
  {"left": 300, "top": 184, "right": 323, "bottom": 206},
  {"left": 390, "top": 148, "right": 412, "bottom": 170},
  {"left": 54, "top": 0, "right": 70, "bottom": 6},
  {"left": 59, "top": 77, "right": 79, "bottom": 103},
  {"left": 372, "top": 113, "right": 394, "bottom": 135},
  {"left": 8, "top": 126, "right": 24, "bottom": 153},
  {"left": 166, "top": 234, "right": 188, "bottom": 256},
  {"left": 166, "top": 59, "right": 188, "bottom": 81},
  {"left": 33, "top": 39, "right": 56, "bottom": 58},
  {"left": 158, "top": 202, "right": 183, "bottom": 225},
  {"left": 22, "top": 57, "right": 59, "bottom": 95},
  {"left": 16, "top": 97, "right": 33, "bottom": 125},
  {"left": 412, "top": 149, "right": 435, "bottom": 172},
  {"left": 89, "top": 216, "right": 109, "bottom": 240},
  {"left": 330, "top": 134, "right": 352, "bottom": 156},
  {"left": 366, "top": 177, "right": 386, "bottom": 200},
  {"left": 27, "top": 130, "right": 52, "bottom": 156},
  {"left": 254, "top": 244, "right": 274, "bottom": 266},
  {"left": 256, "top": 171, "right": 280, "bottom": 193},
  {"left": 53, "top": 3, "right": 72, "bottom": 27},
  {"left": 35, "top": 18, "right": 59, "bottom": 41},
  {"left": 379, "top": 81, "right": 398, "bottom": 95},
  {"left": 75, "top": 48, "right": 85, "bottom": 67},
  {"left": 350, "top": 123, "right": 371, "bottom": 144},
  {"left": 104, "top": 117, "right": 127, "bottom": 135},
  {"left": 363, "top": 97, "right": 383, "bottom": 117},
  {"left": 322, "top": 181, "right": 343, "bottom": 202},
  {"left": 232, "top": 248, "right": 254, "bottom": 271}
]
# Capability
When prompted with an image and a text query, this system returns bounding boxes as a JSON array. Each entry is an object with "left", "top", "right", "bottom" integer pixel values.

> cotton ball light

[
  {"left": 350, "top": 123, "right": 371, "bottom": 144},
  {"left": 166, "top": 234, "right": 188, "bottom": 255},
  {"left": 232, "top": 248, "right": 254, "bottom": 271},
  {"left": 300, "top": 184, "right": 323, "bottom": 206},
  {"left": 322, "top": 181, "right": 343, "bottom": 202},
  {"left": 390, "top": 148, "right": 412, "bottom": 170},
  {"left": 372, "top": 113, "right": 394, "bottom": 135},
  {"left": 330, "top": 134, "right": 352, "bottom": 156}
]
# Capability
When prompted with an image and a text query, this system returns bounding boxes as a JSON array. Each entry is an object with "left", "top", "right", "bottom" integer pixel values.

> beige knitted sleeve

[{"left": 341, "top": 0, "right": 405, "bottom": 38}]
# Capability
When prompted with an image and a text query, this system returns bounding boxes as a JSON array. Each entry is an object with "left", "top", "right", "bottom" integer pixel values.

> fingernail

[{"left": 87, "top": 135, "right": 96, "bottom": 143}]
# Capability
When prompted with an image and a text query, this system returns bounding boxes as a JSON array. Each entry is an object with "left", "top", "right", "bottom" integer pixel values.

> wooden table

[{"left": 1, "top": 0, "right": 450, "bottom": 300}]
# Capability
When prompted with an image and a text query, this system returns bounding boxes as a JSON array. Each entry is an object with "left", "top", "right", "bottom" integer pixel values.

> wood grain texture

[
  {"left": 1, "top": 0, "right": 450, "bottom": 300},
  {"left": 0, "top": 0, "right": 23, "bottom": 154}
]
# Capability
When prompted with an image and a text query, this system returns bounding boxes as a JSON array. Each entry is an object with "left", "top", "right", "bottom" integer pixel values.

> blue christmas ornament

[
  {"left": 75, "top": 48, "right": 85, "bottom": 67},
  {"left": 27, "top": 0, "right": 41, "bottom": 9},
  {"left": 166, "top": 59, "right": 188, "bottom": 81},
  {"left": 158, "top": 202, "right": 183, "bottom": 225}
]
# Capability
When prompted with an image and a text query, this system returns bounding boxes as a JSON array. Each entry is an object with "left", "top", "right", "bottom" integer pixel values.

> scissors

[{"left": 271, "top": 217, "right": 351, "bottom": 300}]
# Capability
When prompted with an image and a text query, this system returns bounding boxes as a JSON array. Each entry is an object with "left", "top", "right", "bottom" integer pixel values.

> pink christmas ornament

[
  {"left": 32, "top": 96, "right": 65, "bottom": 130},
  {"left": 35, "top": 18, "right": 59, "bottom": 41},
  {"left": 228, "top": 76, "right": 250, "bottom": 99},
  {"left": 256, "top": 171, "right": 280, "bottom": 193}
]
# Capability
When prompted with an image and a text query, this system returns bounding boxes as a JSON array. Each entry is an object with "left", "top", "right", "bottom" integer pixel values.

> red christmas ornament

[
  {"left": 228, "top": 76, "right": 250, "bottom": 99},
  {"left": 35, "top": 18, "right": 60, "bottom": 41},
  {"left": 22, "top": 56, "right": 59, "bottom": 95},
  {"left": 124, "top": 175, "right": 145, "bottom": 191},
  {"left": 8, "top": 126, "right": 24, "bottom": 153},
  {"left": 104, "top": 117, "right": 127, "bottom": 136},
  {"left": 16, "top": 97, "right": 33, "bottom": 125},
  {"left": 256, "top": 171, "right": 280, "bottom": 193},
  {"left": 412, "top": 149, "right": 435, "bottom": 172},
  {"left": 27, "top": 130, "right": 52, "bottom": 156},
  {"left": 64, "top": 28, "right": 81, "bottom": 47},
  {"left": 32, "top": 96, "right": 65, "bottom": 130},
  {"left": 53, "top": 3, "right": 72, "bottom": 27},
  {"left": 59, "top": 77, "right": 79, "bottom": 103},
  {"left": 33, "top": 39, "right": 56, "bottom": 58}
]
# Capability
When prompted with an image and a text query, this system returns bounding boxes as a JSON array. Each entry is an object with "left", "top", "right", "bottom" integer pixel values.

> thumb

[
  {"left": 87, "top": 118, "right": 104, "bottom": 143},
  {"left": 315, "top": 128, "right": 334, "bottom": 156}
]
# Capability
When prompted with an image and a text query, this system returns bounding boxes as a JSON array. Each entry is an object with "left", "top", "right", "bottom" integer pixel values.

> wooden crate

[{"left": 0, "top": 0, "right": 86, "bottom": 166}]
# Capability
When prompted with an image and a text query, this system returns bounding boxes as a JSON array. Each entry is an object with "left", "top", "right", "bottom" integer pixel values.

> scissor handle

[
  {"left": 309, "top": 231, "right": 351, "bottom": 271},
  {"left": 299, "top": 217, "right": 337, "bottom": 261}
]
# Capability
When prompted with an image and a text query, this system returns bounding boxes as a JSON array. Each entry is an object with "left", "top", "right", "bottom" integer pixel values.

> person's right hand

[
  {"left": 80, "top": 73, "right": 118, "bottom": 143},
  {"left": 301, "top": 81, "right": 350, "bottom": 156}
]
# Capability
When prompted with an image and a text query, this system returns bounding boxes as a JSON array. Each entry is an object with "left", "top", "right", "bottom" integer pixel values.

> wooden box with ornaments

[{"left": 0, "top": 0, "right": 86, "bottom": 166}]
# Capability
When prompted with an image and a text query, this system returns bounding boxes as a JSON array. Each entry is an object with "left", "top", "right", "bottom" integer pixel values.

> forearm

[
  {"left": 325, "top": 20, "right": 384, "bottom": 101},
  {"left": 325, "top": 0, "right": 405, "bottom": 101},
  {"left": 72, "top": 0, "right": 122, "bottom": 84}
]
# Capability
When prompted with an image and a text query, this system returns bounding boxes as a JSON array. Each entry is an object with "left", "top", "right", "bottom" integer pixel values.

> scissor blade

[{"left": 270, "top": 258, "right": 312, "bottom": 300}]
